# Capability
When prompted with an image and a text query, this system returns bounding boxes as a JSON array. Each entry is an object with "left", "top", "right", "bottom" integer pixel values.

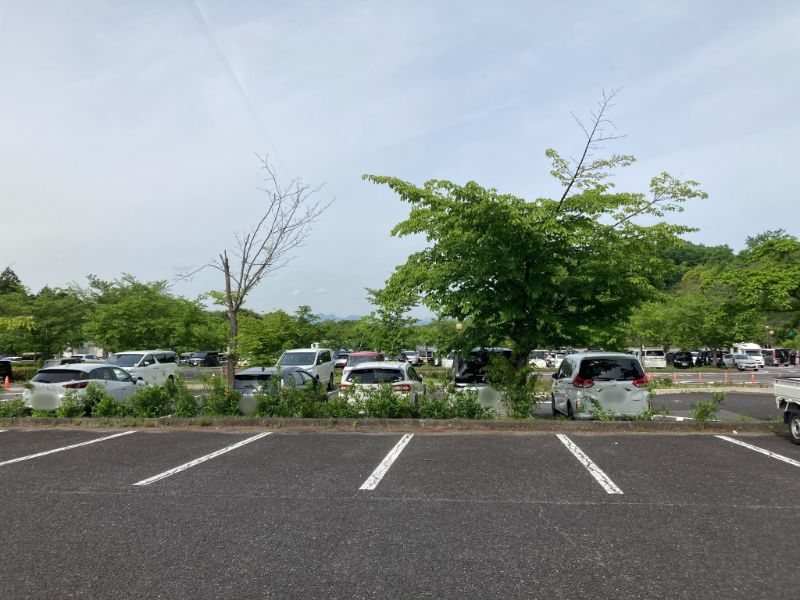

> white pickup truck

[{"left": 775, "top": 377, "right": 800, "bottom": 444}]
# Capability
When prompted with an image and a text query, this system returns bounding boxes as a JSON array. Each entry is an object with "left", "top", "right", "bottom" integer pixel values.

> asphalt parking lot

[{"left": 1, "top": 428, "right": 798, "bottom": 599}]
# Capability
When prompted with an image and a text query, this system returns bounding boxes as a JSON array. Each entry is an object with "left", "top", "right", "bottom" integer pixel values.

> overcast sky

[{"left": 2, "top": 1, "right": 798, "bottom": 317}]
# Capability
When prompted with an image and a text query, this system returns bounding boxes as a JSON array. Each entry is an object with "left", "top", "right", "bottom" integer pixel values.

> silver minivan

[{"left": 551, "top": 352, "right": 650, "bottom": 419}]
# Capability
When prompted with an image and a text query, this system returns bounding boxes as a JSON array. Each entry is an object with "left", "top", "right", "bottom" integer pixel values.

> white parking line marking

[
  {"left": 0, "top": 431, "right": 135, "bottom": 467},
  {"left": 360, "top": 434, "right": 414, "bottom": 491},
  {"left": 556, "top": 434, "right": 623, "bottom": 495},
  {"left": 133, "top": 432, "right": 272, "bottom": 486},
  {"left": 716, "top": 435, "right": 800, "bottom": 468}
]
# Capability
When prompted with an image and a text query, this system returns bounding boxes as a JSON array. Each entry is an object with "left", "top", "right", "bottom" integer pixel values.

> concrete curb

[
  {"left": 0, "top": 416, "right": 785, "bottom": 435},
  {"left": 653, "top": 386, "right": 771, "bottom": 395}
]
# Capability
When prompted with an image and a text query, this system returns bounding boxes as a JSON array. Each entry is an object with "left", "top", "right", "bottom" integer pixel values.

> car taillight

[
  {"left": 392, "top": 383, "right": 412, "bottom": 392},
  {"left": 633, "top": 374, "right": 649, "bottom": 388},
  {"left": 63, "top": 381, "right": 89, "bottom": 389},
  {"left": 572, "top": 375, "right": 594, "bottom": 388},
  {"left": 339, "top": 382, "right": 351, "bottom": 390}
]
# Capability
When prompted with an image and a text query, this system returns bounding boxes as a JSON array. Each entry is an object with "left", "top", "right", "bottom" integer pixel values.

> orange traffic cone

[{"left": 3, "top": 376, "right": 9, "bottom": 389}]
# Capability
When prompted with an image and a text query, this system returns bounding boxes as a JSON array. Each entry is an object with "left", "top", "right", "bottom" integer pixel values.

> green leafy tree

[{"left": 364, "top": 92, "right": 707, "bottom": 367}]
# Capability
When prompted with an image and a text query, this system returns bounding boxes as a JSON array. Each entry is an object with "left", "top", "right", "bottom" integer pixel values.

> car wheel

[
  {"left": 167, "top": 375, "right": 174, "bottom": 387},
  {"left": 328, "top": 374, "right": 334, "bottom": 392},
  {"left": 566, "top": 400, "right": 574, "bottom": 420},
  {"left": 551, "top": 394, "right": 558, "bottom": 418},
  {"left": 790, "top": 411, "right": 800, "bottom": 445}
]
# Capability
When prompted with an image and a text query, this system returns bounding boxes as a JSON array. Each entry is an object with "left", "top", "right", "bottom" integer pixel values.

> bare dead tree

[{"left": 188, "top": 155, "right": 331, "bottom": 388}]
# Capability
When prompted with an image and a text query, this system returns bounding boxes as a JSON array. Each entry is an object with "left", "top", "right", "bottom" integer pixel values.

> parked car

[
  {"left": 70, "top": 353, "right": 101, "bottom": 362},
  {"left": 106, "top": 350, "right": 178, "bottom": 385},
  {"left": 333, "top": 349, "right": 350, "bottom": 369},
  {"left": 731, "top": 354, "right": 759, "bottom": 371},
  {"left": 528, "top": 350, "right": 548, "bottom": 369},
  {"left": 672, "top": 351, "right": 694, "bottom": 369},
  {"left": 189, "top": 351, "right": 219, "bottom": 367},
  {"left": 0, "top": 359, "right": 12, "bottom": 383},
  {"left": 23, "top": 363, "right": 144, "bottom": 411},
  {"left": 401, "top": 350, "right": 420, "bottom": 366},
  {"left": 277, "top": 348, "right": 335, "bottom": 390},
  {"left": 339, "top": 361, "right": 425, "bottom": 404},
  {"left": 551, "top": 352, "right": 650, "bottom": 419},
  {"left": 455, "top": 348, "right": 513, "bottom": 384},
  {"left": 177, "top": 352, "right": 194, "bottom": 365},
  {"left": 42, "top": 357, "right": 85, "bottom": 368},
  {"left": 342, "top": 351, "right": 385, "bottom": 381},
  {"left": 235, "top": 366, "right": 324, "bottom": 397}
]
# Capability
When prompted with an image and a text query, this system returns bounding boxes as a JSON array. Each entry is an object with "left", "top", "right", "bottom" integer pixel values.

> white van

[
  {"left": 277, "top": 348, "right": 335, "bottom": 390},
  {"left": 731, "top": 343, "right": 764, "bottom": 368},
  {"left": 627, "top": 348, "right": 667, "bottom": 369},
  {"left": 106, "top": 350, "right": 178, "bottom": 385}
]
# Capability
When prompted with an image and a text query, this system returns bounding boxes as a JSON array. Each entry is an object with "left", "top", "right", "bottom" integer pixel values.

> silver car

[
  {"left": 24, "top": 363, "right": 143, "bottom": 411},
  {"left": 731, "top": 354, "right": 759, "bottom": 371},
  {"left": 551, "top": 352, "right": 650, "bottom": 419}
]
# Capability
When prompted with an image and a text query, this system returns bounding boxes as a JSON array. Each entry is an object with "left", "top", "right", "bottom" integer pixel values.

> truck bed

[{"left": 775, "top": 377, "right": 800, "bottom": 406}]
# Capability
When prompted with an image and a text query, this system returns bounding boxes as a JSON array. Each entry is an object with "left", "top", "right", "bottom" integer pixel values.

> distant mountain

[
  {"left": 316, "top": 313, "right": 433, "bottom": 324},
  {"left": 317, "top": 313, "right": 362, "bottom": 322}
]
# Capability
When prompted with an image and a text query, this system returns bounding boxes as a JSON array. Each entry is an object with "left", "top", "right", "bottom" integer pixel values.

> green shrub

[
  {"left": 358, "top": 385, "right": 416, "bottom": 418},
  {"left": 0, "top": 398, "right": 26, "bottom": 417},
  {"left": 691, "top": 391, "right": 725, "bottom": 422},
  {"left": 418, "top": 397, "right": 452, "bottom": 419},
  {"left": 172, "top": 378, "right": 199, "bottom": 417},
  {"left": 10, "top": 366, "right": 38, "bottom": 383},
  {"left": 93, "top": 395, "right": 130, "bottom": 417},
  {"left": 55, "top": 390, "right": 85, "bottom": 418},
  {"left": 129, "top": 384, "right": 174, "bottom": 418},
  {"left": 324, "top": 396, "right": 361, "bottom": 418},
  {"left": 450, "top": 389, "right": 495, "bottom": 419},
  {"left": 200, "top": 375, "right": 241, "bottom": 416}
]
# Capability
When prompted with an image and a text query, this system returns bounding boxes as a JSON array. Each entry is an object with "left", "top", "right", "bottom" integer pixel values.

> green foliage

[
  {"left": 171, "top": 378, "right": 200, "bottom": 417},
  {"left": 81, "top": 274, "right": 226, "bottom": 353},
  {"left": 363, "top": 104, "right": 706, "bottom": 363},
  {"left": 55, "top": 390, "right": 86, "bottom": 418},
  {"left": 0, "top": 398, "right": 26, "bottom": 417},
  {"left": 10, "top": 366, "right": 38, "bottom": 382},
  {"left": 93, "top": 395, "right": 130, "bottom": 417},
  {"left": 484, "top": 356, "right": 537, "bottom": 418},
  {"left": 691, "top": 392, "right": 725, "bottom": 422},
  {"left": 200, "top": 375, "right": 241, "bottom": 416},
  {"left": 54, "top": 384, "right": 113, "bottom": 418},
  {"left": 357, "top": 384, "right": 417, "bottom": 418},
  {"left": 128, "top": 384, "right": 175, "bottom": 418}
]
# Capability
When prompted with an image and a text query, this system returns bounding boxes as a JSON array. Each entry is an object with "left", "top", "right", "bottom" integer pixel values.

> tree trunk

[{"left": 227, "top": 308, "right": 238, "bottom": 389}]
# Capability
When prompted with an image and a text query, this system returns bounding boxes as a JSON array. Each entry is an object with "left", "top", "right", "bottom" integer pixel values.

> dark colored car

[
  {"left": 672, "top": 351, "right": 694, "bottom": 369},
  {"left": 189, "top": 351, "right": 219, "bottom": 367},
  {"left": 454, "top": 347, "right": 513, "bottom": 384},
  {"left": 0, "top": 359, "right": 12, "bottom": 383}
]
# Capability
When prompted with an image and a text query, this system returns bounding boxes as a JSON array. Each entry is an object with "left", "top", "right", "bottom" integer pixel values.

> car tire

[
  {"left": 790, "top": 411, "right": 800, "bottom": 445},
  {"left": 167, "top": 376, "right": 174, "bottom": 386},
  {"left": 566, "top": 400, "right": 574, "bottom": 420},
  {"left": 328, "top": 374, "right": 334, "bottom": 391},
  {"left": 551, "top": 394, "right": 558, "bottom": 418}
]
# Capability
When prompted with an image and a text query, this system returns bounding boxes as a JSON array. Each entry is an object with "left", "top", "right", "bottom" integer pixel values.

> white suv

[
  {"left": 277, "top": 348, "right": 335, "bottom": 390},
  {"left": 107, "top": 350, "right": 178, "bottom": 385}
]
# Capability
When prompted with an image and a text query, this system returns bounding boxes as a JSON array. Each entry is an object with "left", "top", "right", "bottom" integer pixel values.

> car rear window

[
  {"left": 32, "top": 369, "right": 89, "bottom": 383},
  {"left": 348, "top": 354, "right": 384, "bottom": 366},
  {"left": 578, "top": 358, "right": 644, "bottom": 381},
  {"left": 278, "top": 352, "right": 316, "bottom": 366},
  {"left": 346, "top": 368, "right": 404, "bottom": 384},
  {"left": 235, "top": 374, "right": 273, "bottom": 383},
  {"left": 644, "top": 350, "right": 665, "bottom": 357}
]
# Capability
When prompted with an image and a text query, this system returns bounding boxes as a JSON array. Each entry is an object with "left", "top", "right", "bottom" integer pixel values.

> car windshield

[
  {"left": 346, "top": 368, "right": 404, "bottom": 384},
  {"left": 734, "top": 355, "right": 750, "bottom": 360},
  {"left": 278, "top": 352, "right": 316, "bottom": 366},
  {"left": 578, "top": 358, "right": 644, "bottom": 381},
  {"left": 349, "top": 354, "right": 384, "bottom": 366},
  {"left": 191, "top": 352, "right": 209, "bottom": 358},
  {"left": 32, "top": 369, "right": 88, "bottom": 383},
  {"left": 745, "top": 350, "right": 761, "bottom": 357},
  {"left": 106, "top": 354, "right": 143, "bottom": 367}
]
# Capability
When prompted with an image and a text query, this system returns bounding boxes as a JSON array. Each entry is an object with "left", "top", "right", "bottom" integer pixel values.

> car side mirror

[{"left": 551, "top": 372, "right": 557, "bottom": 379}]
